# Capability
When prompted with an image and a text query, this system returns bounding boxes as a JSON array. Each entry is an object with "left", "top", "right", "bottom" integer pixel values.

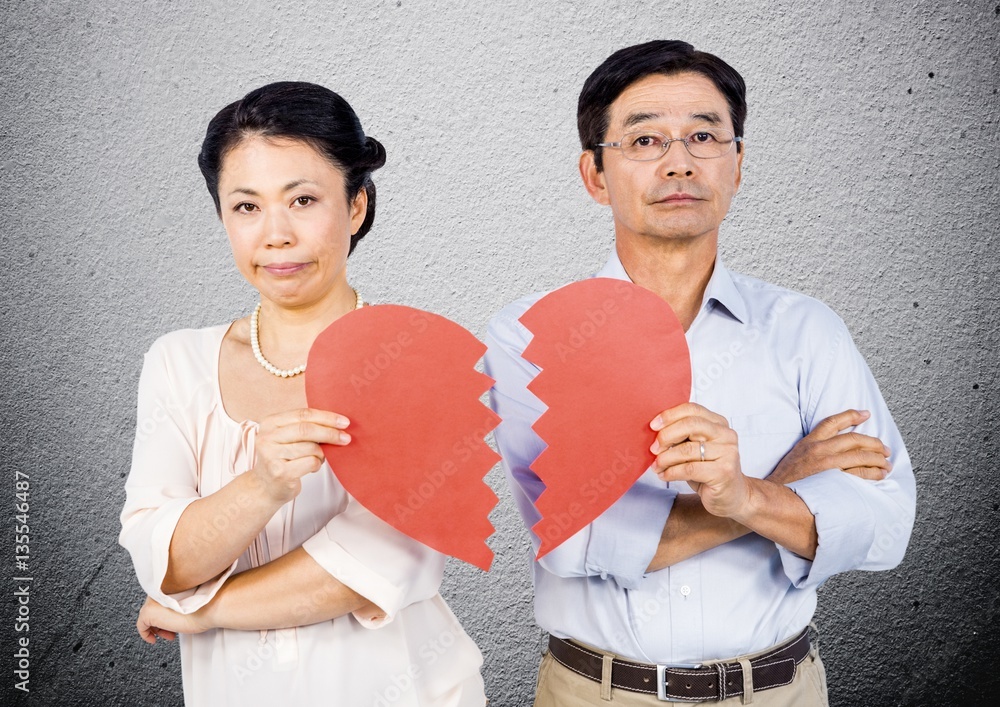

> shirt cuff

[
  {"left": 782, "top": 469, "right": 875, "bottom": 588},
  {"left": 584, "top": 473, "right": 676, "bottom": 590},
  {"left": 143, "top": 497, "right": 239, "bottom": 614},
  {"left": 301, "top": 517, "right": 444, "bottom": 630}
]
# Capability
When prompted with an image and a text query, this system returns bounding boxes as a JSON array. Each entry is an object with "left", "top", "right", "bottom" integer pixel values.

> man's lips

[
  {"left": 262, "top": 262, "right": 310, "bottom": 275},
  {"left": 654, "top": 193, "right": 702, "bottom": 204}
]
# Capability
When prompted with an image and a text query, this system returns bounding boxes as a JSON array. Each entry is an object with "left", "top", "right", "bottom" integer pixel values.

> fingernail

[
  {"left": 650, "top": 416, "right": 663, "bottom": 431},
  {"left": 338, "top": 417, "right": 351, "bottom": 428},
  {"left": 883, "top": 444, "right": 891, "bottom": 456},
  {"left": 340, "top": 432, "right": 352, "bottom": 444},
  {"left": 650, "top": 441, "right": 661, "bottom": 454},
  {"left": 859, "top": 410, "right": 871, "bottom": 419},
  {"left": 886, "top": 460, "right": 893, "bottom": 471}
]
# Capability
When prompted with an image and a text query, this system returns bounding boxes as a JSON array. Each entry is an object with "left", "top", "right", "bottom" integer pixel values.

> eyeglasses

[{"left": 595, "top": 128, "right": 742, "bottom": 161}]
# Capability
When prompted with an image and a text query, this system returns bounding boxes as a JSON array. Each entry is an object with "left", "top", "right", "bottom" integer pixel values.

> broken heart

[
  {"left": 519, "top": 278, "right": 691, "bottom": 558},
  {"left": 305, "top": 305, "right": 500, "bottom": 571}
]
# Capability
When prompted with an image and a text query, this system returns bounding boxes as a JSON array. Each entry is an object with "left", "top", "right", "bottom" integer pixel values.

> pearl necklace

[{"left": 250, "top": 290, "right": 364, "bottom": 378}]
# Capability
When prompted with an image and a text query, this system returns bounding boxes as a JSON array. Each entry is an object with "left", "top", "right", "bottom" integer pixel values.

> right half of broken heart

[{"left": 519, "top": 278, "right": 692, "bottom": 559}]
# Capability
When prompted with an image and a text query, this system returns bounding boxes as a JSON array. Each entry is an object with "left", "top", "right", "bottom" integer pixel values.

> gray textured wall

[{"left": 1, "top": 1, "right": 997, "bottom": 705}]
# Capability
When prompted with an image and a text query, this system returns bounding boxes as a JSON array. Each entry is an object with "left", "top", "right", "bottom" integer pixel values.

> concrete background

[{"left": 1, "top": 0, "right": 997, "bottom": 704}]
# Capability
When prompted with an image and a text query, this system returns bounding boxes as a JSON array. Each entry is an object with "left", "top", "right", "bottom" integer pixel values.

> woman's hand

[
  {"left": 251, "top": 408, "right": 351, "bottom": 504},
  {"left": 770, "top": 409, "right": 891, "bottom": 485},
  {"left": 136, "top": 596, "right": 213, "bottom": 644}
]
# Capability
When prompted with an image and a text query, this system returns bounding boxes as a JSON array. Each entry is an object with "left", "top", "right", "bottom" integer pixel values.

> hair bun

[{"left": 363, "top": 136, "right": 387, "bottom": 170}]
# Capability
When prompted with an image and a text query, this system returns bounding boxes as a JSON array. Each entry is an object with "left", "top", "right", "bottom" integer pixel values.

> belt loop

[
  {"left": 716, "top": 661, "right": 728, "bottom": 700},
  {"left": 600, "top": 653, "right": 613, "bottom": 701},
  {"left": 738, "top": 657, "right": 754, "bottom": 705},
  {"left": 808, "top": 622, "right": 820, "bottom": 658}
]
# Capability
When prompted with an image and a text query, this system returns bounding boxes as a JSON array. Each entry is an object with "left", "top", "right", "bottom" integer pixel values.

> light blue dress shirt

[{"left": 484, "top": 251, "right": 916, "bottom": 665}]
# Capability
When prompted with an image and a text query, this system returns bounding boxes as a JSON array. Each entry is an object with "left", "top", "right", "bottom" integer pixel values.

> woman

[{"left": 119, "top": 82, "right": 486, "bottom": 706}]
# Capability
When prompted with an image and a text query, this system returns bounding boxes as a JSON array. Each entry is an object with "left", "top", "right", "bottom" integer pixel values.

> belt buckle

[{"left": 656, "top": 662, "right": 703, "bottom": 702}]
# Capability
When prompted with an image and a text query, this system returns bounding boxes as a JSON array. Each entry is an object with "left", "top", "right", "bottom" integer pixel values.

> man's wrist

[{"left": 727, "top": 476, "right": 764, "bottom": 526}]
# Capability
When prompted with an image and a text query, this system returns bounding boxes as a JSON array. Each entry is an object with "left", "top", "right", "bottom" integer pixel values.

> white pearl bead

[{"left": 249, "top": 291, "right": 363, "bottom": 378}]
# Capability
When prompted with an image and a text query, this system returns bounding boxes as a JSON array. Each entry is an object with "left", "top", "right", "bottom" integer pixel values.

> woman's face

[{"left": 218, "top": 136, "right": 366, "bottom": 309}]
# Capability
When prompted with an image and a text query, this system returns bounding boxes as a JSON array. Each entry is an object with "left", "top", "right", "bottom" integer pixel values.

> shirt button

[
  {"left": 600, "top": 572, "right": 608, "bottom": 580},
  {"left": 680, "top": 585, "right": 692, "bottom": 596}
]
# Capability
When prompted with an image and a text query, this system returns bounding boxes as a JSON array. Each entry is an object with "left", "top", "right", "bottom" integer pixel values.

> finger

[
  {"left": 271, "top": 441, "right": 336, "bottom": 463},
  {"left": 266, "top": 421, "right": 351, "bottom": 446},
  {"left": 651, "top": 402, "right": 728, "bottom": 431},
  {"left": 262, "top": 408, "right": 350, "bottom": 432},
  {"left": 655, "top": 460, "right": 717, "bottom": 484},
  {"left": 835, "top": 450, "right": 893, "bottom": 472},
  {"left": 651, "top": 417, "right": 735, "bottom": 452},
  {"left": 651, "top": 439, "right": 715, "bottom": 468},
  {"left": 281, "top": 455, "right": 327, "bottom": 477},
  {"left": 137, "top": 617, "right": 158, "bottom": 645},
  {"left": 815, "top": 431, "right": 889, "bottom": 457},
  {"left": 842, "top": 466, "right": 888, "bottom": 481},
  {"left": 155, "top": 629, "right": 177, "bottom": 642},
  {"left": 807, "top": 409, "right": 871, "bottom": 441}
]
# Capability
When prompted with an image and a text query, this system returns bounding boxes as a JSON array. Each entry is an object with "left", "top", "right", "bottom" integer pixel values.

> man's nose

[{"left": 656, "top": 139, "right": 695, "bottom": 177}]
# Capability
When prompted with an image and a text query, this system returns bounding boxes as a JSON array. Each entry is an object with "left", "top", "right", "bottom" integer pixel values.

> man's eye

[
  {"left": 690, "top": 131, "right": 717, "bottom": 144},
  {"left": 630, "top": 134, "right": 663, "bottom": 149}
]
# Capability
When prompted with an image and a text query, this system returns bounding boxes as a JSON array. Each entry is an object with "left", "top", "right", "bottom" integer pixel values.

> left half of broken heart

[{"left": 305, "top": 304, "right": 500, "bottom": 571}]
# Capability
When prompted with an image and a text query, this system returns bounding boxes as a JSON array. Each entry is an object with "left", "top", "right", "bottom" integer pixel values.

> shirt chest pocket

[{"left": 729, "top": 411, "right": 804, "bottom": 479}]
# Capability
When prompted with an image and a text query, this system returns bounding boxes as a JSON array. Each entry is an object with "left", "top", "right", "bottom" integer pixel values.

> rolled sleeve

[
  {"left": 779, "top": 310, "right": 917, "bottom": 588},
  {"left": 780, "top": 470, "right": 877, "bottom": 587},
  {"left": 120, "top": 496, "right": 239, "bottom": 613},
  {"left": 303, "top": 496, "right": 445, "bottom": 629},
  {"left": 584, "top": 475, "right": 676, "bottom": 589},
  {"left": 119, "top": 337, "right": 238, "bottom": 614}
]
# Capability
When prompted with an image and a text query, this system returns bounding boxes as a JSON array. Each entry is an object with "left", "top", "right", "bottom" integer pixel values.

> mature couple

[{"left": 120, "top": 40, "right": 915, "bottom": 706}]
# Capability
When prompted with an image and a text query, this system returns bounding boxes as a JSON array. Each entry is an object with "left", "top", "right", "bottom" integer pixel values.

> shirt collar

[{"left": 595, "top": 249, "right": 748, "bottom": 324}]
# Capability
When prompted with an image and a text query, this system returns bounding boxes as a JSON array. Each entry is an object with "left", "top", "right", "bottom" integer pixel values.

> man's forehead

[{"left": 608, "top": 72, "right": 731, "bottom": 129}]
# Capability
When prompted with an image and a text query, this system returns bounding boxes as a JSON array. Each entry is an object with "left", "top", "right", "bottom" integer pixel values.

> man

[{"left": 485, "top": 41, "right": 915, "bottom": 706}]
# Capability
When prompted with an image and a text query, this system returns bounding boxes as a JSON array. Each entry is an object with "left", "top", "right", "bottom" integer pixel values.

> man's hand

[
  {"left": 771, "top": 409, "right": 891, "bottom": 485},
  {"left": 137, "top": 596, "right": 213, "bottom": 644},
  {"left": 650, "top": 403, "right": 748, "bottom": 518}
]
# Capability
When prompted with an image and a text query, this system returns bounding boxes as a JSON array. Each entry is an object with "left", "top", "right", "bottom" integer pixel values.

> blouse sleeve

[
  {"left": 302, "top": 494, "right": 446, "bottom": 629},
  {"left": 118, "top": 335, "right": 239, "bottom": 614}
]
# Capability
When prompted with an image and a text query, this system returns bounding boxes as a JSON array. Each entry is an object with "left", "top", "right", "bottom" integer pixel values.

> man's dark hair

[
  {"left": 198, "top": 81, "right": 386, "bottom": 255},
  {"left": 578, "top": 40, "right": 746, "bottom": 171}
]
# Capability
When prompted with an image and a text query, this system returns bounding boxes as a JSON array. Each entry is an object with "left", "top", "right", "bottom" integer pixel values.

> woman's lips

[{"left": 262, "top": 262, "right": 309, "bottom": 276}]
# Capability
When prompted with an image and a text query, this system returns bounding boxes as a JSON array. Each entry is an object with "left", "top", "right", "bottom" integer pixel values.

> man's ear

[
  {"left": 580, "top": 150, "right": 611, "bottom": 206},
  {"left": 734, "top": 142, "right": 744, "bottom": 192}
]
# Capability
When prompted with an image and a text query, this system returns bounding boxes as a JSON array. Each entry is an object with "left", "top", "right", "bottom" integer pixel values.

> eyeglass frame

[{"left": 594, "top": 129, "right": 744, "bottom": 161}]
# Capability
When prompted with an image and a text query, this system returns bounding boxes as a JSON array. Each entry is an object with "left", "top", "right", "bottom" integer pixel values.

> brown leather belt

[{"left": 547, "top": 628, "right": 811, "bottom": 702}]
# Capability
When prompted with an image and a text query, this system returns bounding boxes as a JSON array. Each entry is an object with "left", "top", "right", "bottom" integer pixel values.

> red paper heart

[
  {"left": 305, "top": 305, "right": 500, "bottom": 571},
  {"left": 519, "top": 278, "right": 691, "bottom": 559}
]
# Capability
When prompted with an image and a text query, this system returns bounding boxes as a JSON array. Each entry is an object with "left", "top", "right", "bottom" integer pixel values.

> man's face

[{"left": 581, "top": 71, "right": 743, "bottom": 247}]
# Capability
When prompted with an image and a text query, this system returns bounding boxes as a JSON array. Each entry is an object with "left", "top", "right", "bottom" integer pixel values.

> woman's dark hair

[
  {"left": 578, "top": 40, "right": 746, "bottom": 172},
  {"left": 198, "top": 81, "right": 386, "bottom": 254}
]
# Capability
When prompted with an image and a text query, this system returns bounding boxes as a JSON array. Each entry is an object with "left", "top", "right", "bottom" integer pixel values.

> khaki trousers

[{"left": 533, "top": 639, "right": 828, "bottom": 707}]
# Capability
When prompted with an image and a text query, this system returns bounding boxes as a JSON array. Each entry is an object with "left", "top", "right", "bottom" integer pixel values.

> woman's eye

[
  {"left": 235, "top": 202, "right": 257, "bottom": 213},
  {"left": 294, "top": 196, "right": 314, "bottom": 206}
]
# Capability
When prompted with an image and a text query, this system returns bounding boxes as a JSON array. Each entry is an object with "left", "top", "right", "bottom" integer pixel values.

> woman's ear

[{"left": 349, "top": 188, "right": 368, "bottom": 234}]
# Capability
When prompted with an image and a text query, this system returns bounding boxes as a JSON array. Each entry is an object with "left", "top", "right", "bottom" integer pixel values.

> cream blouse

[{"left": 119, "top": 324, "right": 485, "bottom": 706}]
